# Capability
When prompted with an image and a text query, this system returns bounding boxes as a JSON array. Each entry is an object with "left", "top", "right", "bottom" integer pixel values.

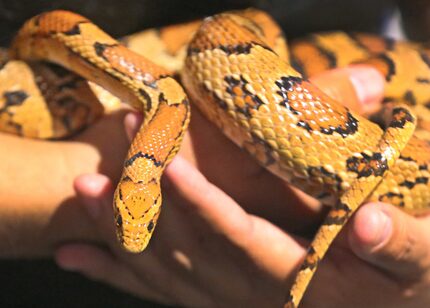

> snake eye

[
  {"left": 116, "top": 214, "right": 123, "bottom": 227},
  {"left": 147, "top": 220, "right": 154, "bottom": 232}
]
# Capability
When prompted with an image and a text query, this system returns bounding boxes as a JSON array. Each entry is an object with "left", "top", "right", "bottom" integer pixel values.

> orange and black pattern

[{"left": 2, "top": 9, "right": 430, "bottom": 308}]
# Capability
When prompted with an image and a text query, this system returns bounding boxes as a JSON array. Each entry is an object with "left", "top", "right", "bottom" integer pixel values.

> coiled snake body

[{"left": 3, "top": 9, "right": 430, "bottom": 308}]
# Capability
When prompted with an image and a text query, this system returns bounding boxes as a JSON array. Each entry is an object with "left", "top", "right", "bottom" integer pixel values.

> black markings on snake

[
  {"left": 187, "top": 46, "right": 201, "bottom": 56},
  {"left": 241, "top": 19, "right": 264, "bottom": 37},
  {"left": 403, "top": 91, "right": 417, "bottom": 106},
  {"left": 322, "top": 202, "right": 352, "bottom": 226},
  {"left": 335, "top": 202, "right": 352, "bottom": 212},
  {"left": 188, "top": 42, "right": 274, "bottom": 56},
  {"left": 275, "top": 76, "right": 359, "bottom": 136},
  {"left": 139, "top": 88, "right": 152, "bottom": 111},
  {"left": 1, "top": 91, "right": 28, "bottom": 113},
  {"left": 400, "top": 177, "right": 429, "bottom": 189},
  {"left": 290, "top": 57, "right": 306, "bottom": 78},
  {"left": 399, "top": 155, "right": 414, "bottom": 162},
  {"left": 94, "top": 42, "right": 119, "bottom": 60},
  {"left": 378, "top": 192, "right": 405, "bottom": 207},
  {"left": 389, "top": 107, "right": 415, "bottom": 128},
  {"left": 297, "top": 120, "right": 312, "bottom": 132},
  {"left": 347, "top": 33, "right": 394, "bottom": 51},
  {"left": 220, "top": 43, "right": 252, "bottom": 55},
  {"left": 417, "top": 77, "right": 430, "bottom": 84},
  {"left": 308, "top": 166, "right": 343, "bottom": 191},
  {"left": 118, "top": 187, "right": 124, "bottom": 202},
  {"left": 225, "top": 75, "right": 264, "bottom": 116},
  {"left": 219, "top": 41, "right": 275, "bottom": 55},
  {"left": 376, "top": 54, "right": 396, "bottom": 81},
  {"left": 320, "top": 112, "right": 359, "bottom": 137},
  {"left": 346, "top": 152, "right": 388, "bottom": 178},
  {"left": 420, "top": 51, "right": 430, "bottom": 69},
  {"left": 310, "top": 37, "right": 337, "bottom": 68},
  {"left": 125, "top": 151, "right": 163, "bottom": 168},
  {"left": 275, "top": 76, "right": 304, "bottom": 111},
  {"left": 63, "top": 23, "right": 82, "bottom": 36},
  {"left": 300, "top": 246, "right": 319, "bottom": 270}
]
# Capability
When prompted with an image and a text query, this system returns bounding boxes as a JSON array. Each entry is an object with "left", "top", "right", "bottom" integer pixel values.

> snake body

[
  {"left": 9, "top": 10, "right": 191, "bottom": 252},
  {"left": 3, "top": 9, "right": 430, "bottom": 308}
]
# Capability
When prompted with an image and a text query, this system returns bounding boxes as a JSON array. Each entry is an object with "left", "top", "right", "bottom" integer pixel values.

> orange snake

[{"left": 2, "top": 9, "right": 430, "bottom": 308}]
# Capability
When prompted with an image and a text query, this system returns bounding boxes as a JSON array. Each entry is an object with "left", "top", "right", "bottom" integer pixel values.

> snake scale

[{"left": 2, "top": 8, "right": 430, "bottom": 307}]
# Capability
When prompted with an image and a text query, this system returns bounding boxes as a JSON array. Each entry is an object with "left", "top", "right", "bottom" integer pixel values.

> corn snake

[{"left": 1, "top": 8, "right": 430, "bottom": 308}]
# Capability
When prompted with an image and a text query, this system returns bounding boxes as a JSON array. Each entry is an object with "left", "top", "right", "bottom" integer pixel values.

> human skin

[
  {"left": 0, "top": 110, "right": 131, "bottom": 257},
  {"left": 4, "top": 66, "right": 430, "bottom": 307},
  {"left": 0, "top": 65, "right": 378, "bottom": 257},
  {"left": 55, "top": 68, "right": 430, "bottom": 307}
]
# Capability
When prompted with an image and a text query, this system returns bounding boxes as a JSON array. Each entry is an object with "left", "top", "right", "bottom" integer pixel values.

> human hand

[
  {"left": 56, "top": 159, "right": 430, "bottom": 307},
  {"left": 0, "top": 108, "right": 132, "bottom": 257},
  {"left": 55, "top": 65, "right": 430, "bottom": 307},
  {"left": 57, "top": 158, "right": 299, "bottom": 306},
  {"left": 172, "top": 65, "right": 385, "bottom": 234},
  {"left": 0, "top": 63, "right": 379, "bottom": 257}
]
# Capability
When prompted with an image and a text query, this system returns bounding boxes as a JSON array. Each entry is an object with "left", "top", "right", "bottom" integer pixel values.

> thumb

[
  {"left": 348, "top": 202, "right": 430, "bottom": 280},
  {"left": 310, "top": 65, "right": 385, "bottom": 114}
]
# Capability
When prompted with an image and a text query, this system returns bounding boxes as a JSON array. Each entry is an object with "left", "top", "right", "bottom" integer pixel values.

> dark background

[
  {"left": 0, "top": 0, "right": 400, "bottom": 46},
  {"left": 0, "top": 0, "right": 428, "bottom": 307}
]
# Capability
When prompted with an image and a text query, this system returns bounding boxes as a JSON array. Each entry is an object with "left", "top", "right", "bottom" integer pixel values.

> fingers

[
  {"left": 70, "top": 173, "right": 217, "bottom": 307},
  {"left": 310, "top": 65, "right": 385, "bottom": 114},
  {"left": 54, "top": 243, "right": 172, "bottom": 305},
  {"left": 163, "top": 155, "right": 253, "bottom": 241},
  {"left": 124, "top": 111, "right": 143, "bottom": 142},
  {"left": 348, "top": 202, "right": 430, "bottom": 280},
  {"left": 164, "top": 156, "right": 305, "bottom": 280},
  {"left": 73, "top": 174, "right": 117, "bottom": 243}
]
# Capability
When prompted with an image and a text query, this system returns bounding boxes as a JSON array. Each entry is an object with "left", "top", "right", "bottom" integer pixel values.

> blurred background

[
  {"left": 0, "top": 0, "right": 428, "bottom": 307},
  {"left": 2, "top": 0, "right": 429, "bottom": 46}
]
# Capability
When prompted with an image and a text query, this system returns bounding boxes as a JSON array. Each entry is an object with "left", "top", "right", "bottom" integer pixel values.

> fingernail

[
  {"left": 347, "top": 66, "right": 384, "bottom": 106},
  {"left": 81, "top": 176, "right": 103, "bottom": 219},
  {"left": 124, "top": 112, "right": 143, "bottom": 141},
  {"left": 366, "top": 209, "right": 392, "bottom": 248}
]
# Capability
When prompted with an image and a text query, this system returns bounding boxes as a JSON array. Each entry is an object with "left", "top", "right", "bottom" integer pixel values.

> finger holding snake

[
  {"left": 54, "top": 67, "right": 399, "bottom": 307},
  {"left": 0, "top": 9, "right": 311, "bottom": 257},
  {"left": 60, "top": 158, "right": 430, "bottom": 308},
  {"left": 5, "top": 9, "right": 430, "bottom": 308}
]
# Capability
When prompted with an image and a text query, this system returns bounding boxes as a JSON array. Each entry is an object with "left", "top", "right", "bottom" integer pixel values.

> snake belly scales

[{"left": 2, "top": 9, "right": 430, "bottom": 308}]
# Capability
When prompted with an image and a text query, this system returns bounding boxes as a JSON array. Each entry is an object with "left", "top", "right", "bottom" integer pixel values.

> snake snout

[{"left": 113, "top": 179, "right": 162, "bottom": 253}]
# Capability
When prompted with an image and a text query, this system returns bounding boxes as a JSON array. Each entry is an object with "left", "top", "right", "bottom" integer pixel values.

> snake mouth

[
  {"left": 115, "top": 218, "right": 153, "bottom": 254},
  {"left": 119, "top": 236, "right": 149, "bottom": 254}
]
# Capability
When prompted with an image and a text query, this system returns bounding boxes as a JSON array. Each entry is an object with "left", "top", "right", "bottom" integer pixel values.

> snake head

[{"left": 113, "top": 177, "right": 162, "bottom": 253}]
